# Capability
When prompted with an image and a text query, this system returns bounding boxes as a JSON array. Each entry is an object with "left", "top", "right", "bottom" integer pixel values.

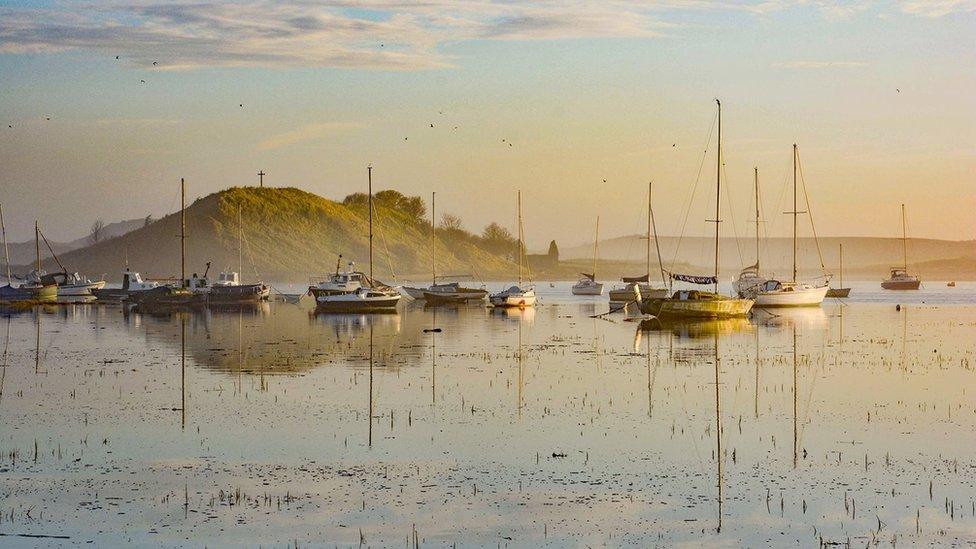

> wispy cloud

[
  {"left": 256, "top": 122, "right": 364, "bottom": 151},
  {"left": 900, "top": 0, "right": 976, "bottom": 17},
  {"left": 772, "top": 60, "right": 867, "bottom": 68}
]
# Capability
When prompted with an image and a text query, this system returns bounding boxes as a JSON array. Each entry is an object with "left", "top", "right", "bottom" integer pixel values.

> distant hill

[
  {"left": 561, "top": 235, "right": 976, "bottom": 280},
  {"left": 5, "top": 217, "right": 146, "bottom": 266},
  {"left": 19, "top": 187, "right": 517, "bottom": 283}
]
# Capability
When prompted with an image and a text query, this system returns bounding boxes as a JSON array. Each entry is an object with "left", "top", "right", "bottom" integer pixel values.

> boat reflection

[
  {"left": 490, "top": 305, "right": 536, "bottom": 324},
  {"left": 638, "top": 316, "right": 754, "bottom": 338},
  {"left": 755, "top": 306, "right": 828, "bottom": 330}
]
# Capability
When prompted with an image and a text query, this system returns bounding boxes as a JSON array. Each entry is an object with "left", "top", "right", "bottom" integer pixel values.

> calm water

[{"left": 0, "top": 282, "right": 974, "bottom": 546}]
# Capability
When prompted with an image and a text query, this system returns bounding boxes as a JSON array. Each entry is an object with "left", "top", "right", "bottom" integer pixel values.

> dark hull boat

[
  {"left": 130, "top": 286, "right": 205, "bottom": 310},
  {"left": 0, "top": 283, "right": 58, "bottom": 303},
  {"left": 825, "top": 287, "right": 851, "bottom": 298},
  {"left": 881, "top": 278, "right": 920, "bottom": 291},
  {"left": 208, "top": 283, "right": 270, "bottom": 303}
]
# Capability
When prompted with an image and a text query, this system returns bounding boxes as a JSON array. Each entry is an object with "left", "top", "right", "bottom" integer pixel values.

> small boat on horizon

[
  {"left": 825, "top": 243, "right": 851, "bottom": 298},
  {"left": 881, "top": 204, "right": 921, "bottom": 290}
]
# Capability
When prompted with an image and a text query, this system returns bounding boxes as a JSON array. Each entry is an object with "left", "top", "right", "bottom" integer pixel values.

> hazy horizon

[{"left": 1, "top": 1, "right": 974, "bottom": 245}]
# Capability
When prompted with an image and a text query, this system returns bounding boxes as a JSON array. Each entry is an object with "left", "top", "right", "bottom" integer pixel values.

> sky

[{"left": 0, "top": 0, "right": 974, "bottom": 248}]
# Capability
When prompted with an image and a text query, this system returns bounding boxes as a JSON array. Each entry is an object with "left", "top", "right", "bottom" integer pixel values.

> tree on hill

[
  {"left": 481, "top": 222, "right": 517, "bottom": 255},
  {"left": 344, "top": 190, "right": 426, "bottom": 222}
]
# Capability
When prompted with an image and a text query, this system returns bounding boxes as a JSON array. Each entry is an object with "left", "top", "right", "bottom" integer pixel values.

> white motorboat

[
  {"left": 92, "top": 268, "right": 160, "bottom": 300},
  {"left": 490, "top": 190, "right": 536, "bottom": 309},
  {"left": 27, "top": 270, "right": 105, "bottom": 296}
]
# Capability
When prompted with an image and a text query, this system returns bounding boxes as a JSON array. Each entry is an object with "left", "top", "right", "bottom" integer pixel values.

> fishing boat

[
  {"left": 314, "top": 167, "right": 401, "bottom": 313},
  {"left": 825, "top": 243, "right": 851, "bottom": 298},
  {"left": 572, "top": 216, "right": 604, "bottom": 296},
  {"left": 640, "top": 100, "right": 753, "bottom": 319},
  {"left": 206, "top": 205, "right": 270, "bottom": 303},
  {"left": 91, "top": 268, "right": 161, "bottom": 300},
  {"left": 27, "top": 223, "right": 107, "bottom": 296},
  {"left": 609, "top": 182, "right": 668, "bottom": 303},
  {"left": 490, "top": 191, "right": 536, "bottom": 308},
  {"left": 739, "top": 145, "right": 829, "bottom": 307},
  {"left": 401, "top": 192, "right": 487, "bottom": 303},
  {"left": 0, "top": 213, "right": 57, "bottom": 303},
  {"left": 881, "top": 204, "right": 921, "bottom": 290},
  {"left": 134, "top": 178, "right": 204, "bottom": 308}
]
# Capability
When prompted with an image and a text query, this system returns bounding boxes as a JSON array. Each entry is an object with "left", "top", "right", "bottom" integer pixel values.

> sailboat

[
  {"left": 733, "top": 168, "right": 767, "bottom": 297},
  {"left": 740, "top": 145, "right": 830, "bottom": 307},
  {"left": 640, "top": 99, "right": 753, "bottom": 319},
  {"left": 571, "top": 216, "right": 604, "bottom": 295},
  {"left": 313, "top": 166, "right": 402, "bottom": 312},
  {"left": 401, "top": 192, "right": 487, "bottom": 304},
  {"left": 129, "top": 178, "right": 203, "bottom": 308},
  {"left": 609, "top": 182, "right": 669, "bottom": 303},
  {"left": 27, "top": 227, "right": 106, "bottom": 296},
  {"left": 881, "top": 204, "right": 921, "bottom": 290},
  {"left": 490, "top": 191, "right": 536, "bottom": 308},
  {"left": 208, "top": 204, "right": 270, "bottom": 303},
  {"left": 0, "top": 211, "right": 57, "bottom": 303},
  {"left": 825, "top": 243, "right": 851, "bottom": 297}
]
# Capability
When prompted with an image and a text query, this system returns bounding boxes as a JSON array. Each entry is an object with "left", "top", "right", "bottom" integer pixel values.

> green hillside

[{"left": 30, "top": 187, "right": 517, "bottom": 283}]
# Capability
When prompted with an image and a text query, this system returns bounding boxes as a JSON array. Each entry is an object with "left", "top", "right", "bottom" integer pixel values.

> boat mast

[
  {"left": 593, "top": 215, "right": 600, "bottom": 279},
  {"left": 713, "top": 99, "right": 722, "bottom": 294},
  {"left": 34, "top": 220, "right": 41, "bottom": 274},
  {"left": 754, "top": 167, "right": 760, "bottom": 270},
  {"left": 238, "top": 203, "right": 243, "bottom": 277},
  {"left": 792, "top": 144, "right": 798, "bottom": 282},
  {"left": 0, "top": 204, "right": 10, "bottom": 281},
  {"left": 649, "top": 182, "right": 667, "bottom": 287},
  {"left": 368, "top": 166, "right": 373, "bottom": 282},
  {"left": 517, "top": 190, "right": 523, "bottom": 286},
  {"left": 646, "top": 181, "right": 652, "bottom": 283},
  {"left": 839, "top": 243, "right": 844, "bottom": 289},
  {"left": 180, "top": 178, "right": 186, "bottom": 288},
  {"left": 431, "top": 192, "right": 436, "bottom": 286},
  {"left": 901, "top": 203, "right": 908, "bottom": 271}
]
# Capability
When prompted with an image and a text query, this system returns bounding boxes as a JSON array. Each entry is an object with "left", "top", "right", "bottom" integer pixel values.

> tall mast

[
  {"left": 517, "top": 190, "right": 523, "bottom": 286},
  {"left": 792, "top": 144, "right": 798, "bottom": 282},
  {"left": 901, "top": 203, "right": 908, "bottom": 271},
  {"left": 0, "top": 204, "right": 10, "bottom": 281},
  {"left": 754, "top": 167, "right": 760, "bottom": 269},
  {"left": 839, "top": 243, "right": 844, "bottom": 288},
  {"left": 368, "top": 166, "right": 373, "bottom": 282},
  {"left": 646, "top": 181, "right": 652, "bottom": 283},
  {"left": 35, "top": 220, "right": 40, "bottom": 273},
  {"left": 593, "top": 216, "right": 600, "bottom": 278},
  {"left": 649, "top": 182, "right": 667, "bottom": 287},
  {"left": 431, "top": 192, "right": 436, "bottom": 286},
  {"left": 238, "top": 203, "right": 243, "bottom": 277},
  {"left": 180, "top": 178, "right": 186, "bottom": 288},
  {"left": 713, "top": 99, "right": 722, "bottom": 294}
]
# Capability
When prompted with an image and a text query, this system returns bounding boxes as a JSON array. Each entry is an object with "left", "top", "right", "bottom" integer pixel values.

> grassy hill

[{"left": 24, "top": 187, "right": 516, "bottom": 283}]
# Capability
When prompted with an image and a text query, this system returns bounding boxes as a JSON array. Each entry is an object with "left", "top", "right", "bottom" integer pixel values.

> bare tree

[
  {"left": 144, "top": 214, "right": 153, "bottom": 227},
  {"left": 439, "top": 213, "right": 463, "bottom": 231},
  {"left": 90, "top": 219, "right": 105, "bottom": 245}
]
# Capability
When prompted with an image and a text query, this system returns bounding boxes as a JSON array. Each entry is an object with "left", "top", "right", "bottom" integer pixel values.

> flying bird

[
  {"left": 896, "top": 88, "right": 900, "bottom": 93},
  {"left": 115, "top": 55, "right": 119, "bottom": 60},
  {"left": 672, "top": 143, "right": 676, "bottom": 147},
  {"left": 429, "top": 123, "right": 434, "bottom": 128},
  {"left": 602, "top": 179, "right": 607, "bottom": 183},
  {"left": 404, "top": 137, "right": 408, "bottom": 141},
  {"left": 140, "top": 79, "right": 146, "bottom": 83},
  {"left": 239, "top": 104, "right": 244, "bottom": 108},
  {"left": 152, "top": 61, "right": 158, "bottom": 66},
  {"left": 46, "top": 117, "right": 50, "bottom": 121}
]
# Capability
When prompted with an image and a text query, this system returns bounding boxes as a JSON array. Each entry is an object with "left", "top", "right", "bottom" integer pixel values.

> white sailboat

[
  {"left": 313, "top": 166, "right": 401, "bottom": 313},
  {"left": 609, "top": 182, "right": 668, "bottom": 303},
  {"left": 742, "top": 145, "right": 829, "bottom": 308},
  {"left": 572, "top": 216, "right": 604, "bottom": 295},
  {"left": 881, "top": 204, "right": 921, "bottom": 290},
  {"left": 490, "top": 191, "right": 536, "bottom": 308}
]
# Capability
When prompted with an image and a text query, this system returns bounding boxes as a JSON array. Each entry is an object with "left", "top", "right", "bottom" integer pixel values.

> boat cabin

[{"left": 214, "top": 271, "right": 240, "bottom": 287}]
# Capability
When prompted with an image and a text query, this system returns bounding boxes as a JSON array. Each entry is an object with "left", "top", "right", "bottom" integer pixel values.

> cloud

[
  {"left": 772, "top": 60, "right": 867, "bottom": 68},
  {"left": 256, "top": 122, "right": 364, "bottom": 151},
  {"left": 900, "top": 0, "right": 976, "bottom": 17}
]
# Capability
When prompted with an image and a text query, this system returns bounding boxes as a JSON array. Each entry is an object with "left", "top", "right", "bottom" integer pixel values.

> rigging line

[
  {"left": 768, "top": 154, "right": 792, "bottom": 274},
  {"left": 36, "top": 229, "right": 67, "bottom": 272},
  {"left": 796, "top": 151, "right": 828, "bottom": 277},
  {"left": 720, "top": 157, "right": 745, "bottom": 269},
  {"left": 370, "top": 199, "right": 398, "bottom": 282},
  {"left": 668, "top": 112, "right": 718, "bottom": 275}
]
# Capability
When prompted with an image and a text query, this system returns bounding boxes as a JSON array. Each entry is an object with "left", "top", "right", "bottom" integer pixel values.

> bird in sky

[
  {"left": 239, "top": 104, "right": 244, "bottom": 108},
  {"left": 429, "top": 123, "right": 434, "bottom": 128},
  {"left": 896, "top": 88, "right": 900, "bottom": 93},
  {"left": 672, "top": 143, "right": 676, "bottom": 147},
  {"left": 152, "top": 61, "right": 158, "bottom": 66},
  {"left": 140, "top": 79, "right": 146, "bottom": 84},
  {"left": 602, "top": 179, "right": 607, "bottom": 183},
  {"left": 115, "top": 55, "right": 119, "bottom": 60}
]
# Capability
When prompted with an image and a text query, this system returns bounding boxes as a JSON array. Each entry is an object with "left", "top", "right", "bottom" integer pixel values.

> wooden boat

[
  {"left": 572, "top": 217, "right": 604, "bottom": 296},
  {"left": 740, "top": 146, "right": 829, "bottom": 307},
  {"left": 826, "top": 243, "right": 851, "bottom": 297},
  {"left": 881, "top": 205, "right": 920, "bottom": 290},
  {"left": 136, "top": 179, "right": 205, "bottom": 309},
  {"left": 640, "top": 100, "right": 753, "bottom": 319},
  {"left": 314, "top": 167, "right": 401, "bottom": 313},
  {"left": 610, "top": 182, "right": 668, "bottom": 303},
  {"left": 490, "top": 191, "right": 535, "bottom": 308}
]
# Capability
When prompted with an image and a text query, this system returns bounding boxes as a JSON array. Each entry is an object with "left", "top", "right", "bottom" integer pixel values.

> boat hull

[
  {"left": 208, "top": 284, "right": 270, "bottom": 303},
  {"left": 315, "top": 295, "right": 401, "bottom": 313},
  {"left": 753, "top": 285, "right": 829, "bottom": 307},
  {"left": 641, "top": 294, "right": 754, "bottom": 319},
  {"left": 881, "top": 280, "right": 920, "bottom": 290},
  {"left": 0, "top": 283, "right": 57, "bottom": 303},
  {"left": 571, "top": 282, "right": 604, "bottom": 296},
  {"left": 825, "top": 288, "right": 851, "bottom": 298},
  {"left": 489, "top": 287, "right": 536, "bottom": 308},
  {"left": 57, "top": 281, "right": 106, "bottom": 296}
]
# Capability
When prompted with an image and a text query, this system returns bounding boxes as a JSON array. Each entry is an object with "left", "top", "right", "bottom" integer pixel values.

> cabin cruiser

[
  {"left": 25, "top": 269, "right": 106, "bottom": 297},
  {"left": 489, "top": 285, "right": 536, "bottom": 308},
  {"left": 881, "top": 268, "right": 920, "bottom": 290},
  {"left": 92, "top": 269, "right": 160, "bottom": 301},
  {"left": 310, "top": 261, "right": 401, "bottom": 312}
]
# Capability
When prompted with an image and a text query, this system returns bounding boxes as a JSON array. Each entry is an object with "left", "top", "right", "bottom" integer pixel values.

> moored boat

[
  {"left": 489, "top": 190, "right": 535, "bottom": 309},
  {"left": 92, "top": 268, "right": 161, "bottom": 300},
  {"left": 825, "top": 243, "right": 851, "bottom": 298},
  {"left": 881, "top": 205, "right": 921, "bottom": 290},
  {"left": 572, "top": 217, "right": 604, "bottom": 296}
]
